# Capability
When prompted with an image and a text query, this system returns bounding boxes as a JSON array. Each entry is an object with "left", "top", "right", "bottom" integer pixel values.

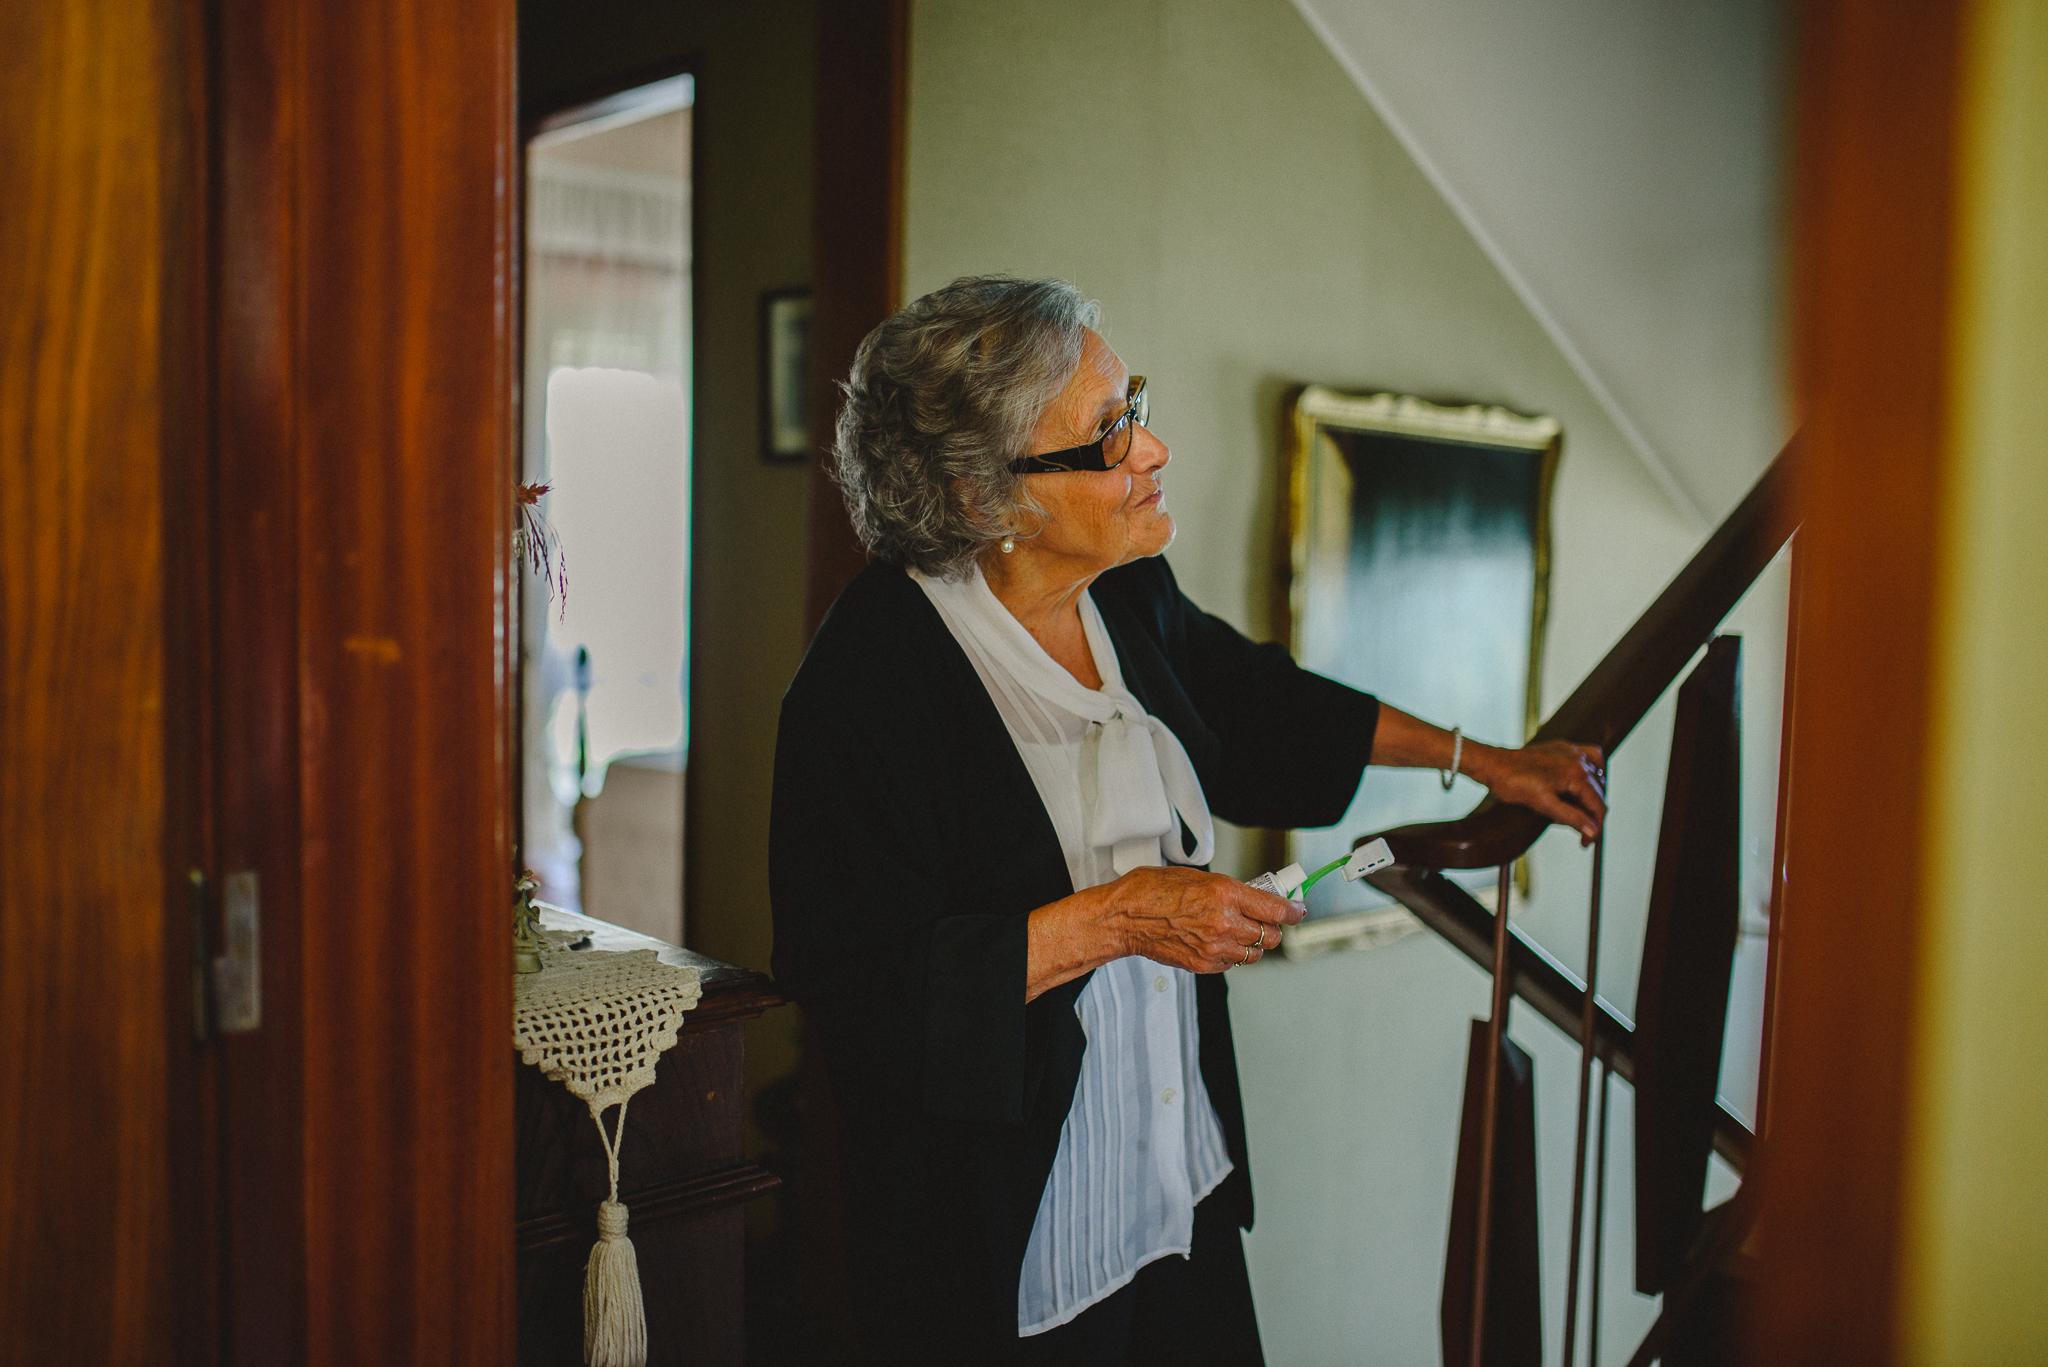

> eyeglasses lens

[
  {"left": 1103, "top": 416, "right": 1133, "bottom": 470},
  {"left": 1101, "top": 380, "right": 1146, "bottom": 470}
]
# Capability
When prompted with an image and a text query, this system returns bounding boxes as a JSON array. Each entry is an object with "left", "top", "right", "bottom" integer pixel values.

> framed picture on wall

[
  {"left": 1274, "top": 385, "right": 1560, "bottom": 931},
  {"left": 759, "top": 286, "right": 813, "bottom": 461}
]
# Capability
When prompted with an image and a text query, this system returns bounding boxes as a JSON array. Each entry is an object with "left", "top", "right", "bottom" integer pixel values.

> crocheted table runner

[{"left": 515, "top": 927, "right": 702, "bottom": 1367}]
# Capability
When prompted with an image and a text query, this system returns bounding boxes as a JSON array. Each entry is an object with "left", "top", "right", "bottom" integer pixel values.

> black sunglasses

[{"left": 1008, "top": 376, "right": 1149, "bottom": 475}]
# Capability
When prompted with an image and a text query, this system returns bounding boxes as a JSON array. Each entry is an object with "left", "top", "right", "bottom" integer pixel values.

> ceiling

[{"left": 1290, "top": 0, "right": 1791, "bottom": 527}]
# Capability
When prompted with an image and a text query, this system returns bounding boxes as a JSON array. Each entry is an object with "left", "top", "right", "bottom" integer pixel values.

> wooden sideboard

[{"left": 517, "top": 909, "right": 783, "bottom": 1366}]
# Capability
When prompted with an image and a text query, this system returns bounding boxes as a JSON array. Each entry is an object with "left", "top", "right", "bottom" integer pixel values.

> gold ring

[{"left": 1240, "top": 942, "right": 1256, "bottom": 966}]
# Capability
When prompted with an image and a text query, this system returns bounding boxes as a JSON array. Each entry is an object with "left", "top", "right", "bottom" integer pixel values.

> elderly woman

[{"left": 771, "top": 277, "right": 1604, "bottom": 1366}]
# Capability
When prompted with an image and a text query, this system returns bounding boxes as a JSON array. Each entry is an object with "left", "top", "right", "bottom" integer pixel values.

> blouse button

[
  {"left": 1162, "top": 1087, "right": 1177, "bottom": 1105},
  {"left": 1154, "top": 976, "right": 1168, "bottom": 993}
]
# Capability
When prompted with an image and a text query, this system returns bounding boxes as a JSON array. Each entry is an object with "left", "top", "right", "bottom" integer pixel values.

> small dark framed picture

[{"left": 760, "top": 286, "right": 813, "bottom": 461}]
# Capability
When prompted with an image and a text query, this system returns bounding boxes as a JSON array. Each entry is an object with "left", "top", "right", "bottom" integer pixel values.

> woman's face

[{"left": 1015, "top": 329, "right": 1174, "bottom": 575}]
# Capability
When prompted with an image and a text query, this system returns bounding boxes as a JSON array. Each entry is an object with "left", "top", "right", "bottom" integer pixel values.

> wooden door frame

[
  {"left": 32, "top": 0, "right": 1984, "bottom": 1359},
  {"left": 1757, "top": 0, "right": 1964, "bottom": 1359},
  {"left": 517, "top": 56, "right": 703, "bottom": 956},
  {"left": 803, "top": 0, "right": 906, "bottom": 638},
  {"left": 205, "top": 0, "right": 521, "bottom": 1360},
  {"left": 3, "top": 0, "right": 524, "bottom": 1359},
  {"left": 790, "top": 2, "right": 909, "bottom": 1354}
]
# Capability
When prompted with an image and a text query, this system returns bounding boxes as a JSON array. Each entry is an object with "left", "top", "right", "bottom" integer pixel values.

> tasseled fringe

[
  {"left": 584, "top": 1198, "right": 647, "bottom": 1367},
  {"left": 582, "top": 1098, "right": 647, "bottom": 1367}
]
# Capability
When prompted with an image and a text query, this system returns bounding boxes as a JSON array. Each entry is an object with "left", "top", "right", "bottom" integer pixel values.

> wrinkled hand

[
  {"left": 1100, "top": 865, "right": 1304, "bottom": 973},
  {"left": 1475, "top": 739, "right": 1607, "bottom": 845}
]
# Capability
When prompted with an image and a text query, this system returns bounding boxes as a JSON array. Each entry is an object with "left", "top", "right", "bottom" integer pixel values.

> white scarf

[{"left": 911, "top": 565, "right": 1215, "bottom": 881}]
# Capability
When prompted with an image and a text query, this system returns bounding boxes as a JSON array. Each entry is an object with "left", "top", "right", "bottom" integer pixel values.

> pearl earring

[{"left": 1000, "top": 536, "right": 1016, "bottom": 554}]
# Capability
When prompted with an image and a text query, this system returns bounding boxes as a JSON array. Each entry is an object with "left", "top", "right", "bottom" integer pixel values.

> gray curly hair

[{"left": 832, "top": 275, "right": 1100, "bottom": 578}]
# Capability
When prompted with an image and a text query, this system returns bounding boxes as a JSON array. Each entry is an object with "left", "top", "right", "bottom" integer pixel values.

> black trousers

[{"left": 1015, "top": 1196, "right": 1266, "bottom": 1367}]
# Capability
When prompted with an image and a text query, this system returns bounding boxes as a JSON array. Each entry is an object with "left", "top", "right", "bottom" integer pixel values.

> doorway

[{"left": 521, "top": 74, "right": 694, "bottom": 945}]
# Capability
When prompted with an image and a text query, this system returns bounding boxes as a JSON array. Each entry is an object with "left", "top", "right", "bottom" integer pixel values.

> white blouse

[{"left": 911, "top": 565, "right": 1235, "bottom": 1337}]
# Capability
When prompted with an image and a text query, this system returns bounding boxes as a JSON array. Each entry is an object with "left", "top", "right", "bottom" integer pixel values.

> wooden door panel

[
  {"left": 0, "top": 0, "right": 194, "bottom": 1359},
  {"left": 210, "top": 0, "right": 521, "bottom": 1361}
]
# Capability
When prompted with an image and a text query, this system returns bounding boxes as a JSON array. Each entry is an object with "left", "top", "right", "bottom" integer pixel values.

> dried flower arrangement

[{"left": 515, "top": 483, "right": 567, "bottom": 613}]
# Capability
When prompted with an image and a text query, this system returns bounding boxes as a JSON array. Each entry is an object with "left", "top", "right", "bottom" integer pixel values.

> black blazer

[{"left": 770, "top": 556, "right": 1378, "bottom": 1363}]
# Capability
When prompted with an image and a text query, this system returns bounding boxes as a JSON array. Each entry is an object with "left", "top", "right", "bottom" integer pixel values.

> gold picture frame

[{"left": 1271, "top": 385, "right": 1561, "bottom": 921}]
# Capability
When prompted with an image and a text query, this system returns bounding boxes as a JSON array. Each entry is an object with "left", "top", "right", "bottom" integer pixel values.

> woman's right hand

[
  {"left": 1099, "top": 865, "right": 1305, "bottom": 974},
  {"left": 1026, "top": 865, "right": 1305, "bottom": 1001}
]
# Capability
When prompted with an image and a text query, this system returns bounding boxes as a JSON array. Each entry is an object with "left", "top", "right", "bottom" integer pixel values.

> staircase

[{"left": 1358, "top": 442, "right": 1801, "bottom": 1367}]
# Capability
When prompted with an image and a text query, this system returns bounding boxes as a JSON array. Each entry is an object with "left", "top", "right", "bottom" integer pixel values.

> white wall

[
  {"left": 905, "top": 0, "right": 1783, "bottom": 1360},
  {"left": 1291, "top": 0, "right": 1791, "bottom": 527}
]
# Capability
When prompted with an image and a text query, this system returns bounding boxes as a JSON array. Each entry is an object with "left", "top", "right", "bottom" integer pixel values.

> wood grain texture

[
  {"left": 212, "top": 1, "right": 310, "bottom": 1356},
  {"left": 161, "top": 0, "right": 222, "bottom": 1357},
  {"left": 211, "top": 0, "right": 520, "bottom": 1360},
  {"left": 293, "top": 0, "right": 519, "bottom": 1349},
  {"left": 1631, "top": 637, "right": 1743, "bottom": 1296},
  {"left": 0, "top": 0, "right": 184, "bottom": 1359},
  {"left": 1753, "top": 1, "right": 1963, "bottom": 1360},
  {"left": 1440, "top": 1024, "right": 1542, "bottom": 1367}
]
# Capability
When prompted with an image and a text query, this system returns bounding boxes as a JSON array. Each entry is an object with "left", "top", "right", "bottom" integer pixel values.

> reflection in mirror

[{"left": 521, "top": 75, "right": 693, "bottom": 945}]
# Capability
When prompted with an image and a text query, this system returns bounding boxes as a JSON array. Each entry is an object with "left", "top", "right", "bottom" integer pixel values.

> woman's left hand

[{"left": 1471, "top": 739, "right": 1607, "bottom": 845}]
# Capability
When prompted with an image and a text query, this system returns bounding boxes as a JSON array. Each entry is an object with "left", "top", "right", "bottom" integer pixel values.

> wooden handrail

[
  {"left": 1369, "top": 865, "right": 1755, "bottom": 1171},
  {"left": 1350, "top": 438, "right": 1800, "bottom": 1172},
  {"left": 1368, "top": 438, "right": 1801, "bottom": 872}
]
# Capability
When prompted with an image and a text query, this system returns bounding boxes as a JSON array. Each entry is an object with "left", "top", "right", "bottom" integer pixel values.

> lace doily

[
  {"left": 515, "top": 934, "right": 703, "bottom": 1112},
  {"left": 514, "top": 933, "right": 703, "bottom": 1367}
]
